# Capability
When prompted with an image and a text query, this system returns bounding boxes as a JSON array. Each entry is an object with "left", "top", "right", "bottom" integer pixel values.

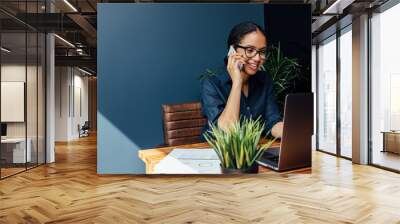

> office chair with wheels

[{"left": 78, "top": 121, "right": 90, "bottom": 138}]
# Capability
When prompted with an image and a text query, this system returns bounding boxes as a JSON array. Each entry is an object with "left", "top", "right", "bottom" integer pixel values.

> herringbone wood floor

[{"left": 1, "top": 135, "right": 400, "bottom": 224}]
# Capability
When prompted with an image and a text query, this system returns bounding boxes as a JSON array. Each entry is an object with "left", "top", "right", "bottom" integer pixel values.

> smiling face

[{"left": 235, "top": 30, "right": 267, "bottom": 76}]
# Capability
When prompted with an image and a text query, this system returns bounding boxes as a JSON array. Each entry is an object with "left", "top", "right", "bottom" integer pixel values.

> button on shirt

[{"left": 200, "top": 68, "right": 281, "bottom": 137}]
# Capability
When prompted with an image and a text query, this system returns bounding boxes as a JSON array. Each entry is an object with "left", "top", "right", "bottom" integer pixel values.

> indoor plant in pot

[{"left": 203, "top": 117, "right": 276, "bottom": 174}]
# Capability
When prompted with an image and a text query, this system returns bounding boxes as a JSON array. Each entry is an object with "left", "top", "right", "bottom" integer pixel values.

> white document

[
  {"left": 154, "top": 148, "right": 221, "bottom": 174},
  {"left": 168, "top": 148, "right": 219, "bottom": 160}
]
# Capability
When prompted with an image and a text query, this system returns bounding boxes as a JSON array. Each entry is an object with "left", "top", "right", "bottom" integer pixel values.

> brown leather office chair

[{"left": 162, "top": 102, "right": 207, "bottom": 146}]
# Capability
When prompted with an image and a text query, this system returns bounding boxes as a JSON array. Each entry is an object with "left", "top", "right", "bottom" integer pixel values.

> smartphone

[{"left": 227, "top": 45, "right": 243, "bottom": 71}]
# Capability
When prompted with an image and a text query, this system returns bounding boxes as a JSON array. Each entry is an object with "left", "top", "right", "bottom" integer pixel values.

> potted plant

[
  {"left": 203, "top": 117, "right": 276, "bottom": 174},
  {"left": 261, "top": 42, "right": 306, "bottom": 109}
]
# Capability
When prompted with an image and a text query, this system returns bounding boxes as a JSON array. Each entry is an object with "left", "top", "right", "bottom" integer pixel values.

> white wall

[
  {"left": 55, "top": 66, "right": 89, "bottom": 141},
  {"left": 1, "top": 65, "right": 39, "bottom": 138},
  {"left": 1, "top": 65, "right": 27, "bottom": 141},
  {"left": 1, "top": 63, "right": 46, "bottom": 164},
  {"left": 72, "top": 73, "right": 89, "bottom": 138},
  {"left": 55, "top": 66, "right": 69, "bottom": 141}
]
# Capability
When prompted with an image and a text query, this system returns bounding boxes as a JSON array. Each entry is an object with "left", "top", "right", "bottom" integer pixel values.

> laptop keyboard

[
  {"left": 265, "top": 154, "right": 279, "bottom": 162},
  {"left": 257, "top": 147, "right": 280, "bottom": 168},
  {"left": 264, "top": 147, "right": 280, "bottom": 157}
]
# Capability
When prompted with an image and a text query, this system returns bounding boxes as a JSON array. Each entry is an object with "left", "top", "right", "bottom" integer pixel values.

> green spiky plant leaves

[
  {"left": 261, "top": 43, "right": 304, "bottom": 109},
  {"left": 203, "top": 117, "right": 276, "bottom": 169}
]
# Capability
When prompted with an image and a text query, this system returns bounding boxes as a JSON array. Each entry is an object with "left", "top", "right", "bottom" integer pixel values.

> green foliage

[
  {"left": 203, "top": 117, "right": 276, "bottom": 169},
  {"left": 198, "top": 68, "right": 221, "bottom": 81},
  {"left": 261, "top": 43, "right": 304, "bottom": 108}
]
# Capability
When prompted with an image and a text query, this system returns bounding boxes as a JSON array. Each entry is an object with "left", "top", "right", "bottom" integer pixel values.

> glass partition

[
  {"left": 0, "top": 31, "right": 28, "bottom": 177},
  {"left": 0, "top": 1, "right": 46, "bottom": 179},
  {"left": 317, "top": 35, "right": 337, "bottom": 155},
  {"left": 370, "top": 3, "right": 400, "bottom": 171},
  {"left": 27, "top": 30, "right": 38, "bottom": 169},
  {"left": 38, "top": 32, "right": 45, "bottom": 165},
  {"left": 339, "top": 27, "right": 352, "bottom": 158}
]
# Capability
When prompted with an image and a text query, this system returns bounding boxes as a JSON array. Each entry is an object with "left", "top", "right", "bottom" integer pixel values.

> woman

[{"left": 201, "top": 21, "right": 283, "bottom": 138}]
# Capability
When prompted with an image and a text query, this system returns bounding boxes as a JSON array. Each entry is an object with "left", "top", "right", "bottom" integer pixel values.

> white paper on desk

[
  {"left": 154, "top": 148, "right": 221, "bottom": 174},
  {"left": 168, "top": 148, "right": 219, "bottom": 160}
]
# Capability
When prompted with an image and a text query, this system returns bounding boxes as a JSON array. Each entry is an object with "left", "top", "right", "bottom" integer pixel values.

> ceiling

[{"left": 1, "top": 0, "right": 390, "bottom": 74}]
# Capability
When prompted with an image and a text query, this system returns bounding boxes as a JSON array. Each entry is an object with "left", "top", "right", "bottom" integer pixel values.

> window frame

[
  {"left": 315, "top": 23, "right": 353, "bottom": 160},
  {"left": 367, "top": 0, "right": 400, "bottom": 173}
]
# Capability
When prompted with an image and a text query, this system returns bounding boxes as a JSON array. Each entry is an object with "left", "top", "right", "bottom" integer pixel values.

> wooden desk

[{"left": 138, "top": 141, "right": 310, "bottom": 174}]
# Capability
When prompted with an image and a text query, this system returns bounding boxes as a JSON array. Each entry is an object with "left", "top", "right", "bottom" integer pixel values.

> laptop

[{"left": 257, "top": 93, "right": 314, "bottom": 171}]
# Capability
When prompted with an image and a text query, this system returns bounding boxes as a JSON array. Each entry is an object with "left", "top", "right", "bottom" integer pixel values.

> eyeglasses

[{"left": 235, "top": 45, "right": 267, "bottom": 59}]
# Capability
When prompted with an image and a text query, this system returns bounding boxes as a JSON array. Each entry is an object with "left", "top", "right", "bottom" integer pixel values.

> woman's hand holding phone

[{"left": 227, "top": 45, "right": 246, "bottom": 86}]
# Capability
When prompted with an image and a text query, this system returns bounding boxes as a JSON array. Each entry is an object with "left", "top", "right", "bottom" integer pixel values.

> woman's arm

[
  {"left": 217, "top": 82, "right": 242, "bottom": 130},
  {"left": 271, "top": 121, "right": 283, "bottom": 138},
  {"left": 217, "top": 53, "right": 246, "bottom": 131},
  {"left": 264, "top": 74, "right": 283, "bottom": 138}
]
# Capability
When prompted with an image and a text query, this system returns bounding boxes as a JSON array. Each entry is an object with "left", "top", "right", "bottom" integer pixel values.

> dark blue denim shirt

[{"left": 200, "top": 68, "right": 281, "bottom": 138}]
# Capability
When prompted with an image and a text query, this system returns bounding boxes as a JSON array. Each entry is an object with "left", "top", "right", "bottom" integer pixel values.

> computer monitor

[{"left": 1, "top": 123, "right": 7, "bottom": 137}]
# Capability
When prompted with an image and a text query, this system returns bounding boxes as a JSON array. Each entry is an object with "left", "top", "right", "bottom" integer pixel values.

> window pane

[
  {"left": 1, "top": 31, "right": 28, "bottom": 177},
  {"left": 0, "top": 1, "right": 46, "bottom": 179},
  {"left": 371, "top": 3, "right": 400, "bottom": 171},
  {"left": 318, "top": 36, "right": 337, "bottom": 154},
  {"left": 340, "top": 29, "right": 352, "bottom": 158},
  {"left": 27, "top": 31, "right": 38, "bottom": 169},
  {"left": 38, "top": 33, "right": 46, "bottom": 165}
]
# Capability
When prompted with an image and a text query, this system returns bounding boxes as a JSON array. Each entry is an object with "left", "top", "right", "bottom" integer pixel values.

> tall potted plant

[
  {"left": 203, "top": 117, "right": 276, "bottom": 174},
  {"left": 261, "top": 43, "right": 307, "bottom": 109}
]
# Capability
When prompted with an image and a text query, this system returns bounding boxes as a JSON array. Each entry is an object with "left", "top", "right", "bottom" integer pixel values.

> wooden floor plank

[{"left": 0, "top": 134, "right": 400, "bottom": 223}]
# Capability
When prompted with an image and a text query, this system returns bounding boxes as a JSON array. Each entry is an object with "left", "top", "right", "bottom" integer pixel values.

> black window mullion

[
  {"left": 316, "top": 44, "right": 320, "bottom": 151},
  {"left": 336, "top": 29, "right": 341, "bottom": 157},
  {"left": 36, "top": 0, "right": 39, "bottom": 168},
  {"left": 25, "top": 0, "right": 28, "bottom": 171},
  {"left": 367, "top": 11, "right": 373, "bottom": 165}
]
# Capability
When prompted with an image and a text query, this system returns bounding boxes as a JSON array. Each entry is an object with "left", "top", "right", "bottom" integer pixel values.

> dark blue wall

[{"left": 97, "top": 3, "right": 265, "bottom": 173}]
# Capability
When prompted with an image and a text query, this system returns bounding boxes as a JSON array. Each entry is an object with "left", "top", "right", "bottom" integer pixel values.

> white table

[{"left": 1, "top": 138, "right": 32, "bottom": 163}]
